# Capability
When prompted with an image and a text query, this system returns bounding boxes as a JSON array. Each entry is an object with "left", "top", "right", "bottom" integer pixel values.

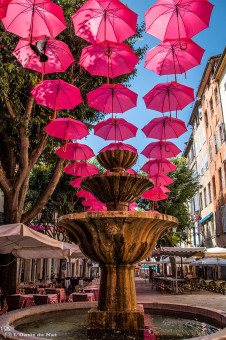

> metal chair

[
  {"left": 6, "top": 295, "right": 20, "bottom": 312},
  {"left": 33, "top": 295, "right": 48, "bottom": 305},
  {"left": 72, "top": 294, "right": 87, "bottom": 302}
]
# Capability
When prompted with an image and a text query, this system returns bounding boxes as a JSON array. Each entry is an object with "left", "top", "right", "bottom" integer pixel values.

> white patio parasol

[
  {"left": 203, "top": 247, "right": 226, "bottom": 259},
  {"left": 63, "top": 242, "right": 86, "bottom": 259},
  {"left": 189, "top": 257, "right": 226, "bottom": 266}
]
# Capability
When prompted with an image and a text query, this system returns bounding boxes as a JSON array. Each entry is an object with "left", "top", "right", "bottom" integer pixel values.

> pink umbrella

[
  {"left": 125, "top": 168, "right": 137, "bottom": 174},
  {"left": 129, "top": 202, "right": 137, "bottom": 211},
  {"left": 99, "top": 143, "right": 137, "bottom": 154},
  {"left": 141, "top": 141, "right": 181, "bottom": 159},
  {"left": 145, "top": 39, "right": 205, "bottom": 84},
  {"left": 70, "top": 177, "right": 84, "bottom": 188},
  {"left": 158, "top": 186, "right": 171, "bottom": 193},
  {"left": 0, "top": 0, "right": 10, "bottom": 19},
  {"left": 141, "top": 159, "right": 177, "bottom": 174},
  {"left": 142, "top": 116, "right": 187, "bottom": 141},
  {"left": 149, "top": 173, "right": 174, "bottom": 187},
  {"left": 31, "top": 80, "right": 83, "bottom": 120},
  {"left": 44, "top": 118, "right": 89, "bottom": 141},
  {"left": 77, "top": 190, "right": 96, "bottom": 200},
  {"left": 87, "top": 83, "right": 138, "bottom": 120},
  {"left": 79, "top": 41, "right": 139, "bottom": 85},
  {"left": 141, "top": 188, "right": 169, "bottom": 201},
  {"left": 13, "top": 37, "right": 74, "bottom": 82},
  {"left": 56, "top": 143, "right": 95, "bottom": 161},
  {"left": 94, "top": 118, "right": 138, "bottom": 142},
  {"left": 145, "top": 0, "right": 214, "bottom": 48},
  {"left": 143, "top": 82, "right": 194, "bottom": 119},
  {"left": 87, "top": 203, "right": 107, "bottom": 212},
  {"left": 72, "top": 0, "right": 137, "bottom": 45},
  {"left": 64, "top": 162, "right": 99, "bottom": 176},
  {"left": 2, "top": 0, "right": 66, "bottom": 41}
]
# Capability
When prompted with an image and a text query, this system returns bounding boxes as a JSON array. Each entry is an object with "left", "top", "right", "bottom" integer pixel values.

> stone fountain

[{"left": 59, "top": 148, "right": 178, "bottom": 339}]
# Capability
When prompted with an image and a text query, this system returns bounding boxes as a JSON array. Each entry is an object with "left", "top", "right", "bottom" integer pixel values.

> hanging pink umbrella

[
  {"left": 158, "top": 186, "right": 171, "bottom": 193},
  {"left": 64, "top": 162, "right": 99, "bottom": 176},
  {"left": 142, "top": 116, "right": 187, "bottom": 141},
  {"left": 2, "top": 0, "right": 66, "bottom": 41},
  {"left": 141, "top": 159, "right": 177, "bottom": 174},
  {"left": 125, "top": 168, "right": 137, "bottom": 174},
  {"left": 149, "top": 173, "right": 174, "bottom": 187},
  {"left": 141, "top": 141, "right": 181, "bottom": 159},
  {"left": 143, "top": 82, "right": 194, "bottom": 119},
  {"left": 94, "top": 118, "right": 138, "bottom": 141},
  {"left": 56, "top": 143, "right": 95, "bottom": 161},
  {"left": 31, "top": 80, "right": 83, "bottom": 120},
  {"left": 87, "top": 203, "right": 107, "bottom": 212},
  {"left": 145, "top": 39, "right": 205, "bottom": 84},
  {"left": 99, "top": 143, "right": 137, "bottom": 154},
  {"left": 129, "top": 202, "right": 137, "bottom": 211},
  {"left": 87, "top": 83, "right": 138, "bottom": 119},
  {"left": 77, "top": 190, "right": 96, "bottom": 200},
  {"left": 70, "top": 177, "right": 84, "bottom": 189},
  {"left": 0, "top": 0, "right": 10, "bottom": 19},
  {"left": 72, "top": 0, "right": 137, "bottom": 45},
  {"left": 145, "top": 0, "right": 214, "bottom": 47},
  {"left": 44, "top": 118, "right": 89, "bottom": 141},
  {"left": 141, "top": 188, "right": 169, "bottom": 201},
  {"left": 79, "top": 41, "right": 139, "bottom": 83},
  {"left": 13, "top": 37, "right": 74, "bottom": 82}
]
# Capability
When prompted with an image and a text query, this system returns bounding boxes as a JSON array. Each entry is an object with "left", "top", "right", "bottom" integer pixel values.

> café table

[
  {"left": 68, "top": 292, "right": 95, "bottom": 302},
  {"left": 83, "top": 287, "right": 99, "bottom": 301}
]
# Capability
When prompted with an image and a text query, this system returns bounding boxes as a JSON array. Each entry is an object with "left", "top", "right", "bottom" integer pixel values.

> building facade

[{"left": 197, "top": 53, "right": 226, "bottom": 247}]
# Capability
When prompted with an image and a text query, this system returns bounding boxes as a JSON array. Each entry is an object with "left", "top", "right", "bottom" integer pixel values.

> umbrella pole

[
  {"left": 176, "top": 9, "right": 188, "bottom": 51},
  {"left": 167, "top": 87, "right": 172, "bottom": 121},
  {"left": 49, "top": 86, "right": 59, "bottom": 121},
  {"left": 171, "top": 50, "right": 178, "bottom": 87},
  {"left": 30, "top": 4, "right": 35, "bottom": 44}
]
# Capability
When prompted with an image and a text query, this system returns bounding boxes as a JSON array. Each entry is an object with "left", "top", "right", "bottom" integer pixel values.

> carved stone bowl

[
  {"left": 97, "top": 149, "right": 138, "bottom": 172},
  {"left": 81, "top": 172, "right": 154, "bottom": 211}
]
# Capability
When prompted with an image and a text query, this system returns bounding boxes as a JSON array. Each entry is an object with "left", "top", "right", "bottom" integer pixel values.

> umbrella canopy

[
  {"left": 0, "top": 0, "right": 10, "bottom": 19},
  {"left": 129, "top": 202, "right": 137, "bottom": 211},
  {"left": 159, "top": 186, "right": 171, "bottom": 193},
  {"left": 145, "top": 0, "right": 214, "bottom": 43},
  {"left": 56, "top": 143, "right": 95, "bottom": 161},
  {"left": 85, "top": 200, "right": 107, "bottom": 211},
  {"left": 62, "top": 242, "right": 86, "bottom": 259},
  {"left": 125, "top": 168, "right": 137, "bottom": 174},
  {"left": 143, "top": 82, "right": 194, "bottom": 118},
  {"left": 13, "top": 37, "right": 74, "bottom": 77},
  {"left": 149, "top": 173, "right": 174, "bottom": 187},
  {"left": 70, "top": 177, "right": 84, "bottom": 188},
  {"left": 77, "top": 190, "right": 96, "bottom": 200},
  {"left": 45, "top": 118, "right": 89, "bottom": 141},
  {"left": 141, "top": 141, "right": 181, "bottom": 159},
  {"left": 202, "top": 247, "right": 226, "bottom": 259},
  {"left": 87, "top": 83, "right": 138, "bottom": 115},
  {"left": 64, "top": 162, "right": 98, "bottom": 176},
  {"left": 189, "top": 257, "right": 226, "bottom": 266},
  {"left": 0, "top": 223, "right": 66, "bottom": 259},
  {"left": 145, "top": 39, "right": 205, "bottom": 84},
  {"left": 72, "top": 0, "right": 137, "bottom": 44},
  {"left": 2, "top": 0, "right": 66, "bottom": 40},
  {"left": 142, "top": 116, "right": 187, "bottom": 140},
  {"left": 152, "top": 246, "right": 206, "bottom": 258},
  {"left": 31, "top": 80, "right": 83, "bottom": 120},
  {"left": 94, "top": 118, "right": 138, "bottom": 141},
  {"left": 79, "top": 41, "right": 139, "bottom": 79},
  {"left": 99, "top": 142, "right": 137, "bottom": 154},
  {"left": 141, "top": 159, "right": 177, "bottom": 174},
  {"left": 141, "top": 188, "right": 169, "bottom": 201}
]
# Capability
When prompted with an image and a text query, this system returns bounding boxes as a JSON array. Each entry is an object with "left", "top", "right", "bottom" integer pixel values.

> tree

[
  {"left": 0, "top": 0, "right": 146, "bottom": 225},
  {"left": 0, "top": 0, "right": 146, "bottom": 294}
]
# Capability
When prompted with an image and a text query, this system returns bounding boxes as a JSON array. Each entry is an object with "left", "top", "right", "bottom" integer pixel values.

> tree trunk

[{"left": 0, "top": 254, "right": 17, "bottom": 295}]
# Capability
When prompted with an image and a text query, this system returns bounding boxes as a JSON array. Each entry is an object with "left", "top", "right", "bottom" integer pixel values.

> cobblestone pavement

[{"left": 135, "top": 278, "right": 226, "bottom": 312}]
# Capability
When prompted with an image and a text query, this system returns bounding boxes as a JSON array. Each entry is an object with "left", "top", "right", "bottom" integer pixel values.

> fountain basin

[
  {"left": 97, "top": 149, "right": 138, "bottom": 172},
  {"left": 1, "top": 302, "right": 226, "bottom": 340}
]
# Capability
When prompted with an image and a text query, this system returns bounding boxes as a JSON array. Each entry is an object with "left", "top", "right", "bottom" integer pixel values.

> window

[
  {"left": 219, "top": 124, "right": 225, "bottom": 145},
  {"left": 197, "top": 165, "right": 200, "bottom": 181},
  {"left": 209, "top": 98, "right": 214, "bottom": 115},
  {"left": 209, "top": 138, "right": 213, "bottom": 162},
  {"left": 195, "top": 142, "right": 198, "bottom": 157},
  {"left": 212, "top": 176, "right": 216, "bottom": 199},
  {"left": 214, "top": 133, "right": 219, "bottom": 153},
  {"left": 204, "top": 110, "right": 208, "bottom": 128},
  {"left": 201, "top": 160, "right": 204, "bottom": 176},
  {"left": 199, "top": 192, "right": 203, "bottom": 211},
  {"left": 202, "top": 126, "right": 206, "bottom": 144},
  {"left": 198, "top": 105, "right": 203, "bottom": 120},
  {"left": 204, "top": 188, "right": 207, "bottom": 208},
  {"left": 224, "top": 163, "right": 226, "bottom": 189},
  {"left": 205, "top": 153, "right": 209, "bottom": 170},
  {"left": 224, "top": 83, "right": 226, "bottom": 91},
  {"left": 214, "top": 88, "right": 219, "bottom": 106},
  {"left": 219, "top": 168, "right": 223, "bottom": 192},
  {"left": 208, "top": 182, "right": 212, "bottom": 203},
  {"left": 198, "top": 135, "right": 202, "bottom": 151},
  {"left": 193, "top": 120, "right": 197, "bottom": 131}
]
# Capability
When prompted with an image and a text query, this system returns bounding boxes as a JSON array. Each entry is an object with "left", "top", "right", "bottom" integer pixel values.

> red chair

[
  {"left": 33, "top": 295, "right": 48, "bottom": 305},
  {"left": 6, "top": 295, "right": 20, "bottom": 312}
]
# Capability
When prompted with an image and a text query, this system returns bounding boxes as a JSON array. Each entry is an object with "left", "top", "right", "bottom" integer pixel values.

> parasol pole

[
  {"left": 104, "top": 10, "right": 112, "bottom": 57},
  {"left": 175, "top": 5, "right": 188, "bottom": 51},
  {"left": 167, "top": 87, "right": 172, "bottom": 121},
  {"left": 63, "top": 122, "right": 69, "bottom": 152},
  {"left": 171, "top": 47, "right": 178, "bottom": 87},
  {"left": 30, "top": 4, "right": 35, "bottom": 44},
  {"left": 163, "top": 120, "right": 170, "bottom": 153},
  {"left": 49, "top": 84, "right": 60, "bottom": 120}
]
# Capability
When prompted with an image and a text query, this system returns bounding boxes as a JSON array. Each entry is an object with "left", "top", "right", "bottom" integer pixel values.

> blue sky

[{"left": 83, "top": 0, "right": 226, "bottom": 170}]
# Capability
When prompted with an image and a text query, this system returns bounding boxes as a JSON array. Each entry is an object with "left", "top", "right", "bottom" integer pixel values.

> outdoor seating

[
  {"left": 208, "top": 280, "right": 216, "bottom": 292},
  {"left": 24, "top": 288, "right": 37, "bottom": 294},
  {"left": 5, "top": 295, "right": 20, "bottom": 312},
  {"left": 72, "top": 294, "right": 88, "bottom": 302},
  {"left": 219, "top": 282, "right": 226, "bottom": 295},
  {"left": 45, "top": 289, "right": 57, "bottom": 294},
  {"left": 190, "top": 277, "right": 201, "bottom": 290},
  {"left": 33, "top": 295, "right": 48, "bottom": 305}
]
